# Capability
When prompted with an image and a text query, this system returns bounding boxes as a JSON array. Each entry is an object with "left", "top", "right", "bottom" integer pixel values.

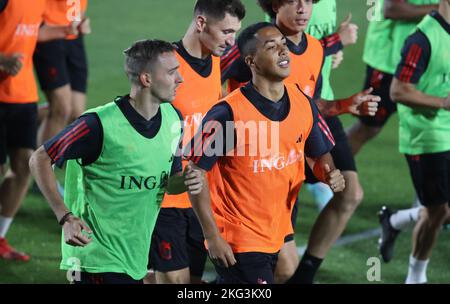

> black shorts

[
  {"left": 284, "top": 197, "right": 300, "bottom": 243},
  {"left": 150, "top": 207, "right": 207, "bottom": 276},
  {"left": 72, "top": 272, "right": 143, "bottom": 284},
  {"left": 33, "top": 36, "right": 88, "bottom": 93},
  {"left": 305, "top": 116, "right": 357, "bottom": 184},
  {"left": 0, "top": 103, "right": 38, "bottom": 164},
  {"left": 214, "top": 252, "right": 278, "bottom": 284},
  {"left": 359, "top": 65, "right": 396, "bottom": 127},
  {"left": 406, "top": 152, "right": 450, "bottom": 207}
]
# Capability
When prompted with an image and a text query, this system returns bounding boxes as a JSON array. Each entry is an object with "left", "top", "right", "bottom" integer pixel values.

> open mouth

[{"left": 278, "top": 59, "right": 290, "bottom": 68}]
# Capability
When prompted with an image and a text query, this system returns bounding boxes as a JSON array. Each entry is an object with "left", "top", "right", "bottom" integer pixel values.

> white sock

[
  {"left": 390, "top": 207, "right": 422, "bottom": 231},
  {"left": 0, "top": 215, "right": 13, "bottom": 238},
  {"left": 406, "top": 255, "right": 429, "bottom": 284}
]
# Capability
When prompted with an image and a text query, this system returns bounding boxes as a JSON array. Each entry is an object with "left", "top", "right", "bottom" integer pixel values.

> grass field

[{"left": 1, "top": 0, "right": 449, "bottom": 284}]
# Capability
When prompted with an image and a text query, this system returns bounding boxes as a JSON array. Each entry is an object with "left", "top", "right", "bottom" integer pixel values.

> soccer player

[
  {"left": 149, "top": 0, "right": 245, "bottom": 284},
  {"left": 0, "top": 0, "right": 78, "bottom": 262},
  {"left": 389, "top": 0, "right": 449, "bottom": 283},
  {"left": 34, "top": 0, "right": 91, "bottom": 146},
  {"left": 221, "top": 0, "right": 379, "bottom": 283},
  {"left": 347, "top": 0, "right": 439, "bottom": 155},
  {"left": 185, "top": 22, "right": 346, "bottom": 284},
  {"left": 29, "top": 39, "right": 204, "bottom": 284}
]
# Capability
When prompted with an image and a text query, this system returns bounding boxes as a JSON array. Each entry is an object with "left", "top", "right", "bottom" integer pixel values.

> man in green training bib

[
  {"left": 390, "top": 0, "right": 450, "bottom": 283},
  {"left": 29, "top": 39, "right": 204, "bottom": 284}
]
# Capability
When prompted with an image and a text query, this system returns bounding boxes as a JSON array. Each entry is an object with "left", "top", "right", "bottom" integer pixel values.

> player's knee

[
  {"left": 50, "top": 100, "right": 73, "bottom": 122},
  {"left": 425, "top": 205, "right": 449, "bottom": 228},
  {"left": 156, "top": 269, "right": 190, "bottom": 284},
  {"left": 48, "top": 87, "right": 73, "bottom": 122},
  {"left": 337, "top": 183, "right": 364, "bottom": 212}
]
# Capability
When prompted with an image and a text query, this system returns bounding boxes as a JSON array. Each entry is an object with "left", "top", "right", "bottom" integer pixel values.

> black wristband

[{"left": 59, "top": 212, "right": 73, "bottom": 226}]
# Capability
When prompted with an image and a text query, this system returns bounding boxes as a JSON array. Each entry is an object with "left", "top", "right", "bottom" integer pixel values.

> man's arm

[
  {"left": 384, "top": 0, "right": 438, "bottom": 20},
  {"left": 0, "top": 53, "right": 23, "bottom": 76},
  {"left": 315, "top": 88, "right": 381, "bottom": 117},
  {"left": 29, "top": 115, "right": 101, "bottom": 246},
  {"left": 391, "top": 79, "right": 449, "bottom": 110},
  {"left": 187, "top": 162, "right": 236, "bottom": 268},
  {"left": 37, "top": 23, "right": 78, "bottom": 42},
  {"left": 306, "top": 153, "right": 345, "bottom": 193},
  {"left": 29, "top": 147, "right": 92, "bottom": 247},
  {"left": 390, "top": 30, "right": 449, "bottom": 110},
  {"left": 166, "top": 165, "right": 204, "bottom": 195}
]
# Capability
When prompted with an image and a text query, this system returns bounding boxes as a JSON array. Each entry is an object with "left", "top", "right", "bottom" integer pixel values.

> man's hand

[
  {"left": 0, "top": 53, "right": 24, "bottom": 76},
  {"left": 183, "top": 164, "right": 204, "bottom": 195},
  {"left": 324, "top": 164, "right": 345, "bottom": 193},
  {"left": 332, "top": 50, "right": 344, "bottom": 69},
  {"left": 63, "top": 215, "right": 93, "bottom": 247},
  {"left": 78, "top": 18, "right": 91, "bottom": 35},
  {"left": 348, "top": 87, "right": 381, "bottom": 116},
  {"left": 206, "top": 235, "right": 236, "bottom": 268},
  {"left": 337, "top": 13, "right": 358, "bottom": 46},
  {"left": 442, "top": 94, "right": 450, "bottom": 111}
]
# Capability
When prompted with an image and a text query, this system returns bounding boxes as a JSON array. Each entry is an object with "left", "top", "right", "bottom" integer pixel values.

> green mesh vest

[
  {"left": 61, "top": 100, "right": 181, "bottom": 280},
  {"left": 389, "top": 0, "right": 439, "bottom": 74},
  {"left": 306, "top": 0, "right": 337, "bottom": 100},
  {"left": 398, "top": 14, "right": 450, "bottom": 155},
  {"left": 363, "top": 0, "right": 397, "bottom": 73}
]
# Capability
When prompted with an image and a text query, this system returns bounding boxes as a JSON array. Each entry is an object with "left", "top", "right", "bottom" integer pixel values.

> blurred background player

[
  {"left": 186, "top": 22, "right": 345, "bottom": 284},
  {"left": 149, "top": 0, "right": 245, "bottom": 284},
  {"left": 34, "top": 0, "right": 91, "bottom": 147},
  {"left": 347, "top": 0, "right": 439, "bottom": 156},
  {"left": 29, "top": 39, "right": 205, "bottom": 284},
  {"left": 0, "top": 0, "right": 78, "bottom": 262},
  {"left": 303, "top": 0, "right": 359, "bottom": 209},
  {"left": 387, "top": 0, "right": 450, "bottom": 283}
]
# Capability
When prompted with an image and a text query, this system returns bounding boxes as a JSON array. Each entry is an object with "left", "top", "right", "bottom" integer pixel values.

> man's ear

[
  {"left": 272, "top": 2, "right": 280, "bottom": 15},
  {"left": 139, "top": 72, "right": 152, "bottom": 88},
  {"left": 195, "top": 15, "right": 207, "bottom": 32},
  {"left": 244, "top": 55, "right": 255, "bottom": 69}
]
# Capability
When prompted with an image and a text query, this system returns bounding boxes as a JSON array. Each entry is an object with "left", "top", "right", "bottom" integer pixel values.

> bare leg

[
  {"left": 346, "top": 121, "right": 382, "bottom": 155},
  {"left": 412, "top": 204, "right": 449, "bottom": 260},
  {"left": 70, "top": 91, "right": 86, "bottom": 122},
  {"left": 38, "top": 85, "right": 72, "bottom": 146},
  {"left": 0, "top": 148, "right": 33, "bottom": 218},
  {"left": 155, "top": 268, "right": 190, "bottom": 284},
  {"left": 306, "top": 171, "right": 363, "bottom": 258},
  {"left": 275, "top": 240, "right": 299, "bottom": 284}
]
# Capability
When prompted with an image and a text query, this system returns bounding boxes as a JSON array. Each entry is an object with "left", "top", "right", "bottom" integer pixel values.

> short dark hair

[
  {"left": 237, "top": 22, "right": 278, "bottom": 58},
  {"left": 194, "top": 0, "right": 246, "bottom": 21},
  {"left": 123, "top": 39, "right": 175, "bottom": 84},
  {"left": 257, "top": 0, "right": 320, "bottom": 19}
]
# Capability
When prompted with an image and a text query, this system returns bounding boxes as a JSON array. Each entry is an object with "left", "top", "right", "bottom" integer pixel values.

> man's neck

[
  {"left": 251, "top": 76, "right": 285, "bottom": 102},
  {"left": 129, "top": 87, "right": 160, "bottom": 121},
  {"left": 182, "top": 23, "right": 211, "bottom": 60},
  {"left": 276, "top": 19, "right": 303, "bottom": 45}
]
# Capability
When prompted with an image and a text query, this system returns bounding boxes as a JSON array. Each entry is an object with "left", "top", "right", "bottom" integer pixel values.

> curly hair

[{"left": 257, "top": 0, "right": 320, "bottom": 19}]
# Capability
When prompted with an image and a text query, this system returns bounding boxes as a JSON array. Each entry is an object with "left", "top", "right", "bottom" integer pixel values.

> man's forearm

[
  {"left": 384, "top": 1, "right": 438, "bottom": 20},
  {"left": 29, "top": 147, "right": 70, "bottom": 222},
  {"left": 315, "top": 98, "right": 349, "bottom": 117},
  {"left": 38, "top": 24, "right": 71, "bottom": 42},
  {"left": 187, "top": 172, "right": 220, "bottom": 239},
  {"left": 307, "top": 153, "right": 336, "bottom": 183},
  {"left": 390, "top": 78, "right": 446, "bottom": 110}
]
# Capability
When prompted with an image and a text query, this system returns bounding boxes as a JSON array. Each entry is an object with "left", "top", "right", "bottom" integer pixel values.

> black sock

[{"left": 286, "top": 251, "right": 323, "bottom": 284}]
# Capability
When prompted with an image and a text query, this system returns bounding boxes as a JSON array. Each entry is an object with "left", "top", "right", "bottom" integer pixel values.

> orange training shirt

[
  {"left": 0, "top": 0, "right": 46, "bottom": 103},
  {"left": 209, "top": 84, "right": 314, "bottom": 253},
  {"left": 162, "top": 52, "right": 222, "bottom": 209}
]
